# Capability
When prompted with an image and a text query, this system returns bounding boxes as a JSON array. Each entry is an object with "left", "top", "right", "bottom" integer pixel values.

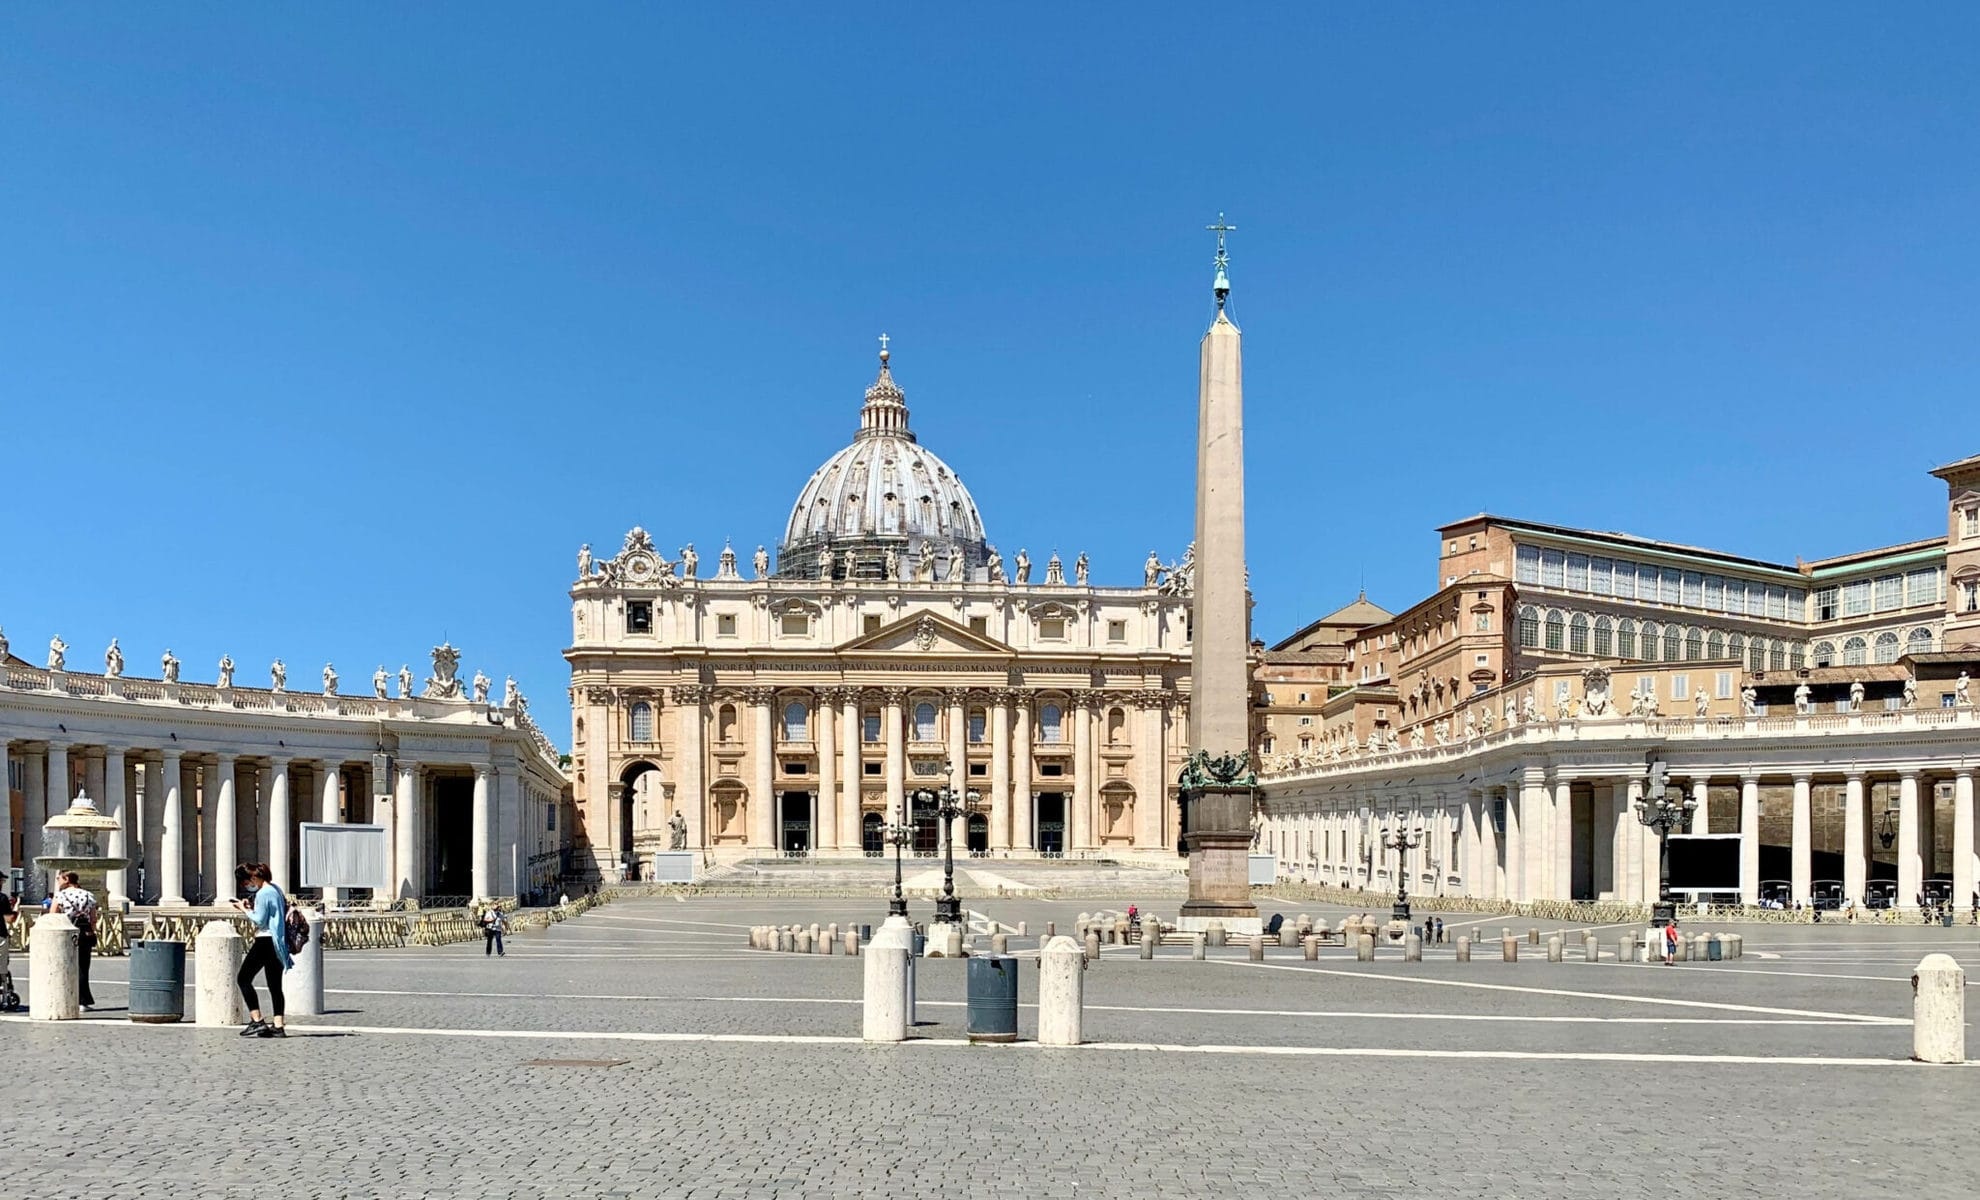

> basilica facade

[{"left": 565, "top": 347, "right": 1198, "bottom": 879}]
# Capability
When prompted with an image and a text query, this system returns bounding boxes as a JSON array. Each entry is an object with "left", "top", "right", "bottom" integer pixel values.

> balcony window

[
  {"left": 782, "top": 701, "right": 809, "bottom": 740},
  {"left": 1039, "top": 704, "right": 1064, "bottom": 743},
  {"left": 629, "top": 701, "right": 654, "bottom": 743},
  {"left": 1842, "top": 636, "right": 1867, "bottom": 666},
  {"left": 913, "top": 702, "right": 938, "bottom": 741},
  {"left": 1617, "top": 620, "right": 1636, "bottom": 659},
  {"left": 1815, "top": 588, "right": 1838, "bottom": 621},
  {"left": 1874, "top": 575, "right": 1903, "bottom": 613}
]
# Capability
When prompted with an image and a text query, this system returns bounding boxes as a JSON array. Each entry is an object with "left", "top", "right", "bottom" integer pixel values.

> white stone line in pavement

[
  {"left": 0, "top": 1013, "right": 1930, "bottom": 1068},
  {"left": 1210, "top": 958, "right": 1909, "bottom": 1025}
]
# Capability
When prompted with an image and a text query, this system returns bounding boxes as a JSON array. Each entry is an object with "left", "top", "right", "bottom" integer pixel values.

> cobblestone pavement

[{"left": 3, "top": 895, "right": 1976, "bottom": 1199}]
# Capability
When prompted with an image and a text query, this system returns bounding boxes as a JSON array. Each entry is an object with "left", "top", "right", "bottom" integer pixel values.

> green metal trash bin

[
  {"left": 128, "top": 939, "right": 187, "bottom": 1023},
  {"left": 1705, "top": 935, "right": 1723, "bottom": 962},
  {"left": 965, "top": 955, "right": 1019, "bottom": 1044}
]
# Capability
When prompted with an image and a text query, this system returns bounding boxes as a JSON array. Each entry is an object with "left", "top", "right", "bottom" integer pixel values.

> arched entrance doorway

[
  {"left": 1036, "top": 793, "right": 1066, "bottom": 856},
  {"left": 966, "top": 813, "right": 989, "bottom": 855},
  {"left": 619, "top": 763, "right": 662, "bottom": 880},
  {"left": 862, "top": 812, "right": 885, "bottom": 856},
  {"left": 779, "top": 791, "right": 812, "bottom": 856},
  {"left": 911, "top": 792, "right": 940, "bottom": 856}
]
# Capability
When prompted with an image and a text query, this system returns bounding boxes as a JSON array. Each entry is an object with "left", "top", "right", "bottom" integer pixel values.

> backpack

[{"left": 284, "top": 906, "right": 310, "bottom": 956}]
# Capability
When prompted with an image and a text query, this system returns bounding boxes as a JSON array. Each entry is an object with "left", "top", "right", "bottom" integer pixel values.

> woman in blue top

[{"left": 229, "top": 862, "right": 293, "bottom": 1038}]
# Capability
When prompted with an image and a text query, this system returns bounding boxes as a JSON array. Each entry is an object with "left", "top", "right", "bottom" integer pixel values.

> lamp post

[
  {"left": 883, "top": 820, "right": 911, "bottom": 918},
  {"left": 910, "top": 762, "right": 982, "bottom": 927},
  {"left": 1378, "top": 824, "right": 1423, "bottom": 924},
  {"left": 1633, "top": 758, "right": 1697, "bottom": 928}
]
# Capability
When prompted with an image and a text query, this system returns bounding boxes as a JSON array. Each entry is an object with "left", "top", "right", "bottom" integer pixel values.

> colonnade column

[
  {"left": 1134, "top": 698, "right": 1164, "bottom": 850},
  {"left": 158, "top": 748, "right": 185, "bottom": 906},
  {"left": 1459, "top": 790, "right": 1478, "bottom": 899},
  {"left": 946, "top": 692, "right": 967, "bottom": 850},
  {"left": 1954, "top": 770, "right": 1976, "bottom": 911},
  {"left": 748, "top": 691, "right": 775, "bottom": 851},
  {"left": 1011, "top": 697, "right": 1032, "bottom": 850},
  {"left": 1552, "top": 773, "right": 1573, "bottom": 901},
  {"left": 179, "top": 758, "right": 201, "bottom": 902},
  {"left": 102, "top": 747, "right": 129, "bottom": 906},
  {"left": 1842, "top": 771, "right": 1867, "bottom": 907},
  {"left": 320, "top": 761, "right": 344, "bottom": 905},
  {"left": 837, "top": 692, "right": 859, "bottom": 849},
  {"left": 136, "top": 752, "right": 164, "bottom": 902},
  {"left": 266, "top": 758, "right": 292, "bottom": 893},
  {"left": 83, "top": 749, "right": 106, "bottom": 815},
  {"left": 22, "top": 747, "right": 47, "bottom": 897},
  {"left": 471, "top": 763, "right": 492, "bottom": 900},
  {"left": 815, "top": 699, "right": 837, "bottom": 852},
  {"left": 1790, "top": 773, "right": 1813, "bottom": 906},
  {"left": 1500, "top": 784, "right": 1521, "bottom": 902},
  {"left": 1071, "top": 695, "right": 1093, "bottom": 852},
  {"left": 1897, "top": 770, "right": 1923, "bottom": 909},
  {"left": 211, "top": 754, "right": 237, "bottom": 902},
  {"left": 373, "top": 760, "right": 397, "bottom": 896},
  {"left": 1516, "top": 769, "right": 1547, "bottom": 902},
  {"left": 0, "top": 742, "right": 11, "bottom": 881},
  {"left": 883, "top": 690, "right": 905, "bottom": 826},
  {"left": 1739, "top": 773, "right": 1761, "bottom": 906},
  {"left": 1689, "top": 777, "right": 1711, "bottom": 835},
  {"left": 1478, "top": 789, "right": 1500, "bottom": 900},
  {"left": 675, "top": 686, "right": 707, "bottom": 852},
  {"left": 1626, "top": 776, "right": 1652, "bottom": 904},
  {"left": 989, "top": 692, "right": 1011, "bottom": 848},
  {"left": 395, "top": 761, "right": 420, "bottom": 900}
]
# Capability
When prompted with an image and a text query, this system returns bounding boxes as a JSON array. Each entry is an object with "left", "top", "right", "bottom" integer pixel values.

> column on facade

[
  {"left": 883, "top": 690, "right": 906, "bottom": 826},
  {"left": 815, "top": 695, "right": 837, "bottom": 852},
  {"left": 837, "top": 691, "right": 860, "bottom": 849},
  {"left": 1790, "top": 773, "right": 1813, "bottom": 906},
  {"left": 1841, "top": 771, "right": 1867, "bottom": 907},
  {"left": 1476, "top": 788, "right": 1499, "bottom": 900},
  {"left": 180, "top": 758, "right": 202, "bottom": 902},
  {"left": 395, "top": 761, "right": 421, "bottom": 900},
  {"left": 989, "top": 691, "right": 1012, "bottom": 849},
  {"left": 46, "top": 741, "right": 72, "bottom": 812},
  {"left": 319, "top": 760, "right": 343, "bottom": 905},
  {"left": 373, "top": 757, "right": 397, "bottom": 896},
  {"left": 1954, "top": 770, "right": 1977, "bottom": 912},
  {"left": 22, "top": 746, "right": 47, "bottom": 897},
  {"left": 266, "top": 758, "right": 292, "bottom": 893},
  {"left": 98, "top": 747, "right": 130, "bottom": 905},
  {"left": 946, "top": 692, "right": 967, "bottom": 850},
  {"left": 1689, "top": 777, "right": 1711, "bottom": 835},
  {"left": 1897, "top": 770, "right": 1924, "bottom": 908},
  {"left": 471, "top": 763, "right": 492, "bottom": 899},
  {"left": 0, "top": 741, "right": 11, "bottom": 881},
  {"left": 158, "top": 748, "right": 186, "bottom": 905},
  {"left": 1070, "top": 694, "right": 1094, "bottom": 852},
  {"left": 1458, "top": 791, "right": 1478, "bottom": 898},
  {"left": 1739, "top": 773, "right": 1762, "bottom": 905},
  {"left": 83, "top": 748, "right": 106, "bottom": 814},
  {"left": 1552, "top": 773, "right": 1573, "bottom": 901},
  {"left": 1011, "top": 695, "right": 1033, "bottom": 850},
  {"left": 1134, "top": 697, "right": 1163, "bottom": 850},
  {"left": 211, "top": 754, "right": 237, "bottom": 903},
  {"left": 749, "top": 691, "right": 775, "bottom": 850},
  {"left": 136, "top": 752, "right": 163, "bottom": 902},
  {"left": 676, "top": 686, "right": 707, "bottom": 852},
  {"left": 1500, "top": 782, "right": 1523, "bottom": 902},
  {"left": 1625, "top": 776, "right": 1651, "bottom": 904},
  {"left": 1515, "top": 768, "right": 1547, "bottom": 902}
]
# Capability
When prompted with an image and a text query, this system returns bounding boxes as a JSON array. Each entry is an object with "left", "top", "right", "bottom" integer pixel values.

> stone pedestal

[
  {"left": 289, "top": 910, "right": 326, "bottom": 1016},
  {"left": 1913, "top": 953, "right": 1965, "bottom": 1064},
  {"left": 1178, "top": 784, "right": 1261, "bottom": 935},
  {"left": 649, "top": 851, "right": 695, "bottom": 883},
  {"left": 1038, "top": 936, "right": 1084, "bottom": 1046},
  {"left": 195, "top": 921, "right": 247, "bottom": 1027},
  {"left": 29, "top": 914, "right": 79, "bottom": 1021}
]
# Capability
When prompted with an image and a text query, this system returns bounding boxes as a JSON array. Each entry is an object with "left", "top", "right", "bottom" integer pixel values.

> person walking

[
  {"left": 50, "top": 871, "right": 100, "bottom": 1010},
  {"left": 1660, "top": 919, "right": 1680, "bottom": 966},
  {"left": 481, "top": 905, "right": 506, "bottom": 957},
  {"left": 230, "top": 862, "right": 292, "bottom": 1038}
]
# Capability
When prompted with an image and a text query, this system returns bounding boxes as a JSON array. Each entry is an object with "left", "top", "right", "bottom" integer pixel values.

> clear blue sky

[{"left": 6, "top": 7, "right": 1976, "bottom": 741}]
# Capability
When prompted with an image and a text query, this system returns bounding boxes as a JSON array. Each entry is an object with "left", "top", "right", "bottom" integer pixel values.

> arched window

[
  {"left": 1544, "top": 611, "right": 1565, "bottom": 651},
  {"left": 1617, "top": 619, "right": 1637, "bottom": 659},
  {"left": 968, "top": 709, "right": 987, "bottom": 743},
  {"left": 1641, "top": 623, "right": 1661, "bottom": 662},
  {"left": 1873, "top": 631, "right": 1900, "bottom": 664},
  {"left": 1748, "top": 639, "right": 1766, "bottom": 672},
  {"left": 1040, "top": 704, "right": 1064, "bottom": 743},
  {"left": 1517, "top": 606, "right": 1539, "bottom": 649},
  {"left": 913, "top": 702, "right": 938, "bottom": 741},
  {"left": 782, "top": 701, "right": 809, "bottom": 740},
  {"left": 1769, "top": 643, "right": 1786, "bottom": 671},
  {"left": 1106, "top": 707, "right": 1127, "bottom": 744},
  {"left": 1569, "top": 614, "right": 1589, "bottom": 654},
  {"left": 1789, "top": 643, "right": 1806, "bottom": 670},
  {"left": 1908, "top": 627, "right": 1936, "bottom": 656},
  {"left": 717, "top": 704, "right": 738, "bottom": 742},
  {"left": 1684, "top": 629, "right": 1703, "bottom": 661},
  {"left": 629, "top": 701, "right": 654, "bottom": 743},
  {"left": 1593, "top": 615, "right": 1613, "bottom": 657},
  {"left": 1663, "top": 626, "right": 1681, "bottom": 662},
  {"left": 1842, "top": 636, "right": 1867, "bottom": 666},
  {"left": 1729, "top": 633, "right": 1746, "bottom": 666},
  {"left": 862, "top": 709, "right": 882, "bottom": 742},
  {"left": 1812, "top": 641, "right": 1836, "bottom": 668},
  {"left": 1706, "top": 631, "right": 1725, "bottom": 660}
]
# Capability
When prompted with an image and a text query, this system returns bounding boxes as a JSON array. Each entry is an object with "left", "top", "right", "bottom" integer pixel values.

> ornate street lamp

[
  {"left": 1633, "top": 758, "right": 1697, "bottom": 928},
  {"left": 882, "top": 820, "right": 912, "bottom": 918},
  {"left": 910, "top": 761, "right": 982, "bottom": 927},
  {"left": 1378, "top": 824, "right": 1424, "bottom": 924}
]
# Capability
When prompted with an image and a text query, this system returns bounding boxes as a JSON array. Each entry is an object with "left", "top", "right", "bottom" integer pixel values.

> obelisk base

[{"left": 1178, "top": 784, "right": 1262, "bottom": 936}]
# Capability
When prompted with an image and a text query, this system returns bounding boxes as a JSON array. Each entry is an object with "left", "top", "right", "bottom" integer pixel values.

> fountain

[{"left": 34, "top": 790, "right": 130, "bottom": 902}]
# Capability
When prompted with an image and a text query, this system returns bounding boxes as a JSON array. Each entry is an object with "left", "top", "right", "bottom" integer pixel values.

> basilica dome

[{"left": 778, "top": 348, "right": 991, "bottom": 581}]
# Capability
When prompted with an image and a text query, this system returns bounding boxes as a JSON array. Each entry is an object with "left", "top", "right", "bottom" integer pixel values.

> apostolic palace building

[
  {"left": 564, "top": 345, "right": 1198, "bottom": 880},
  {"left": 1257, "top": 453, "right": 1980, "bottom": 913}
]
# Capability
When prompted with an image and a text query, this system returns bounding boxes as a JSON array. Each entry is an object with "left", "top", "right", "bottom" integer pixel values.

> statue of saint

[
  {"left": 161, "top": 648, "right": 180, "bottom": 684},
  {"left": 218, "top": 654, "right": 235, "bottom": 688},
  {"left": 1848, "top": 680, "right": 1865, "bottom": 712},
  {"left": 47, "top": 635, "right": 67, "bottom": 671},
  {"left": 472, "top": 670, "right": 491, "bottom": 704},
  {"left": 398, "top": 664, "right": 414, "bottom": 699},
  {"left": 668, "top": 810, "right": 688, "bottom": 851},
  {"left": 271, "top": 659, "right": 287, "bottom": 692},
  {"left": 987, "top": 548, "right": 1006, "bottom": 584},
  {"left": 104, "top": 638, "right": 123, "bottom": 678},
  {"left": 1014, "top": 549, "right": 1031, "bottom": 584},
  {"left": 503, "top": 676, "right": 519, "bottom": 710},
  {"left": 1074, "top": 552, "right": 1089, "bottom": 586},
  {"left": 885, "top": 547, "right": 901, "bottom": 579},
  {"left": 914, "top": 543, "right": 935, "bottom": 583},
  {"left": 1902, "top": 673, "right": 1918, "bottom": 710},
  {"left": 1794, "top": 681, "right": 1812, "bottom": 715},
  {"left": 577, "top": 543, "right": 593, "bottom": 579},
  {"left": 817, "top": 545, "right": 834, "bottom": 578},
  {"left": 322, "top": 662, "right": 339, "bottom": 696},
  {"left": 1144, "top": 551, "right": 1162, "bottom": 588},
  {"left": 1956, "top": 670, "right": 1970, "bottom": 708},
  {"left": 373, "top": 665, "right": 389, "bottom": 699},
  {"left": 679, "top": 544, "right": 698, "bottom": 579},
  {"left": 1463, "top": 708, "right": 1477, "bottom": 740},
  {"left": 1740, "top": 683, "right": 1758, "bottom": 716},
  {"left": 753, "top": 545, "right": 769, "bottom": 580},
  {"left": 1694, "top": 690, "right": 1711, "bottom": 717}
]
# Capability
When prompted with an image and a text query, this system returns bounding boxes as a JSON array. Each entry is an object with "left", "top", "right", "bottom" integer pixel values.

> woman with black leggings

[{"left": 230, "top": 862, "right": 293, "bottom": 1038}]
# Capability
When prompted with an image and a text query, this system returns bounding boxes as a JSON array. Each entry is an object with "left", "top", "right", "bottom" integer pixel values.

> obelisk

[{"left": 1179, "top": 215, "right": 1262, "bottom": 935}]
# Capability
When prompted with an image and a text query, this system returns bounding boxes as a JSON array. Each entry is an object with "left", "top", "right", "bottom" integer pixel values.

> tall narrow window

[
  {"left": 629, "top": 701, "right": 654, "bottom": 743},
  {"left": 968, "top": 709, "right": 987, "bottom": 743},
  {"left": 1040, "top": 704, "right": 1064, "bottom": 743},
  {"left": 1517, "top": 607, "right": 1539, "bottom": 648},
  {"left": 782, "top": 701, "right": 809, "bottom": 740},
  {"left": 913, "top": 702, "right": 938, "bottom": 741},
  {"left": 1749, "top": 639, "right": 1766, "bottom": 672},
  {"left": 1812, "top": 641, "right": 1836, "bottom": 668},
  {"left": 862, "top": 711, "right": 882, "bottom": 742},
  {"left": 1663, "top": 626, "right": 1681, "bottom": 661},
  {"left": 1617, "top": 619, "right": 1637, "bottom": 659},
  {"left": 1874, "top": 631, "right": 1900, "bottom": 664},
  {"left": 1593, "top": 615, "right": 1613, "bottom": 656},
  {"left": 1908, "top": 627, "right": 1936, "bottom": 656},
  {"left": 1544, "top": 611, "right": 1564, "bottom": 651},
  {"left": 1684, "top": 629, "right": 1703, "bottom": 661},
  {"left": 1569, "top": 614, "right": 1589, "bottom": 654},
  {"left": 1842, "top": 637, "right": 1867, "bottom": 666},
  {"left": 1641, "top": 623, "right": 1661, "bottom": 662},
  {"left": 1707, "top": 631, "right": 1725, "bottom": 660}
]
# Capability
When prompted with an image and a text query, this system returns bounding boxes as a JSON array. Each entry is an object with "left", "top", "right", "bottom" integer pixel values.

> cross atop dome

[{"left": 859, "top": 334, "right": 911, "bottom": 440}]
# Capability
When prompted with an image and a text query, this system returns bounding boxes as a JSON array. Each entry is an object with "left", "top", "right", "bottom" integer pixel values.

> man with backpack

[{"left": 481, "top": 904, "right": 506, "bottom": 957}]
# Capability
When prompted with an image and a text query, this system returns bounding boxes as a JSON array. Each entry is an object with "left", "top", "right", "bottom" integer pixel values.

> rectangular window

[
  {"left": 1904, "top": 569, "right": 1938, "bottom": 607},
  {"left": 864, "top": 614, "right": 883, "bottom": 633},
  {"left": 1788, "top": 589, "right": 1806, "bottom": 618},
  {"left": 1727, "top": 582, "right": 1747, "bottom": 616},
  {"left": 968, "top": 762, "right": 988, "bottom": 777},
  {"left": 1039, "top": 617, "right": 1067, "bottom": 640},
  {"left": 1589, "top": 557, "right": 1613, "bottom": 595},
  {"left": 864, "top": 761, "right": 882, "bottom": 775},
  {"left": 782, "top": 761, "right": 807, "bottom": 776},
  {"left": 1540, "top": 549, "right": 1565, "bottom": 588},
  {"left": 1814, "top": 587, "right": 1838, "bottom": 621},
  {"left": 626, "top": 601, "right": 652, "bottom": 634},
  {"left": 1841, "top": 581, "right": 1871, "bottom": 616},
  {"left": 716, "top": 613, "right": 737, "bottom": 636},
  {"left": 1661, "top": 569, "right": 1682, "bottom": 605},
  {"left": 1704, "top": 576, "right": 1724, "bottom": 609},
  {"left": 1671, "top": 675, "right": 1690, "bottom": 701},
  {"left": 1874, "top": 575, "right": 1903, "bottom": 612},
  {"left": 968, "top": 711, "right": 986, "bottom": 743},
  {"left": 1884, "top": 697, "right": 1903, "bottom": 711},
  {"left": 1565, "top": 553, "right": 1589, "bottom": 591},
  {"left": 1834, "top": 699, "right": 1851, "bottom": 714},
  {"left": 1715, "top": 671, "right": 1734, "bottom": 699},
  {"left": 1515, "top": 545, "right": 1541, "bottom": 585},
  {"left": 780, "top": 613, "right": 810, "bottom": 636},
  {"left": 1965, "top": 508, "right": 1980, "bottom": 538},
  {"left": 1298, "top": 716, "right": 1313, "bottom": 726},
  {"left": 863, "top": 713, "right": 882, "bottom": 742},
  {"left": 1766, "top": 587, "right": 1787, "bottom": 619},
  {"left": 1966, "top": 580, "right": 1980, "bottom": 613},
  {"left": 1638, "top": 675, "right": 1656, "bottom": 699},
  {"left": 1682, "top": 572, "right": 1704, "bottom": 607},
  {"left": 1475, "top": 654, "right": 1489, "bottom": 666},
  {"left": 970, "top": 616, "right": 989, "bottom": 635},
  {"left": 1040, "top": 763, "right": 1064, "bottom": 777},
  {"left": 1106, "top": 619, "right": 1127, "bottom": 642}
]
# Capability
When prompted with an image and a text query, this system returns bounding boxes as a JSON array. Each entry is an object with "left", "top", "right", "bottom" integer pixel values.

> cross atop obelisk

[{"left": 1178, "top": 212, "right": 1261, "bottom": 933}]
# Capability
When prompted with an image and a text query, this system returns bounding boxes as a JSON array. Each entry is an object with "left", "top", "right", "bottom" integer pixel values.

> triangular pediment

[{"left": 836, "top": 611, "right": 1012, "bottom": 656}]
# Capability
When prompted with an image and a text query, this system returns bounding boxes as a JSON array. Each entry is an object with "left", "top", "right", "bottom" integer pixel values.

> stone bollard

[
  {"left": 991, "top": 932, "right": 1009, "bottom": 955},
  {"left": 1192, "top": 933, "right": 1207, "bottom": 961},
  {"left": 28, "top": 913, "right": 80, "bottom": 1021},
  {"left": 827, "top": 922, "right": 839, "bottom": 945},
  {"left": 288, "top": 910, "right": 327, "bottom": 1017},
  {"left": 1546, "top": 935, "right": 1563, "bottom": 963},
  {"left": 1356, "top": 933, "right": 1376, "bottom": 962},
  {"left": 798, "top": 930, "right": 815, "bottom": 954},
  {"left": 1620, "top": 933, "right": 1637, "bottom": 963},
  {"left": 943, "top": 926, "right": 964, "bottom": 958},
  {"left": 1912, "top": 954, "right": 1966, "bottom": 1064},
  {"left": 1084, "top": 930, "right": 1102, "bottom": 962},
  {"left": 846, "top": 930, "right": 860, "bottom": 957},
  {"left": 1502, "top": 936, "right": 1517, "bottom": 962},
  {"left": 1039, "top": 936, "right": 1085, "bottom": 1046},
  {"left": 882, "top": 915, "right": 915, "bottom": 1023},
  {"left": 862, "top": 925, "right": 912, "bottom": 1043},
  {"left": 1206, "top": 922, "right": 1227, "bottom": 948},
  {"left": 1045, "top": 921, "right": 1056, "bottom": 939},
  {"left": 1455, "top": 935, "right": 1471, "bottom": 962},
  {"left": 1674, "top": 933, "right": 1689, "bottom": 962},
  {"left": 195, "top": 920, "right": 248, "bottom": 1027},
  {"left": 1279, "top": 926, "right": 1299, "bottom": 948},
  {"left": 1296, "top": 913, "right": 1312, "bottom": 933},
  {"left": 1725, "top": 933, "right": 1742, "bottom": 959},
  {"left": 1528, "top": 928, "right": 1540, "bottom": 946},
  {"left": 1248, "top": 935, "right": 1264, "bottom": 962},
  {"left": 821, "top": 929, "right": 836, "bottom": 955},
  {"left": 1114, "top": 920, "right": 1130, "bottom": 945},
  {"left": 810, "top": 923, "right": 822, "bottom": 946},
  {"left": 1017, "top": 921, "right": 1028, "bottom": 937},
  {"left": 1403, "top": 934, "right": 1422, "bottom": 963},
  {"left": 1140, "top": 931, "right": 1156, "bottom": 961},
  {"left": 1501, "top": 926, "right": 1512, "bottom": 942},
  {"left": 1303, "top": 934, "right": 1318, "bottom": 961},
  {"left": 1584, "top": 933, "right": 1599, "bottom": 963},
  {"left": 1077, "top": 912, "right": 1091, "bottom": 929},
  {"left": 747, "top": 926, "right": 759, "bottom": 948},
  {"left": 1692, "top": 934, "right": 1707, "bottom": 961}
]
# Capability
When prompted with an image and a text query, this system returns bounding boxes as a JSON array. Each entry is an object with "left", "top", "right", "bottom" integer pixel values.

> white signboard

[{"left": 299, "top": 823, "right": 389, "bottom": 889}]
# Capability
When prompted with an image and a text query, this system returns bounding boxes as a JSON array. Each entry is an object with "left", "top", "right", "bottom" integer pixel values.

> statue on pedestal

[
  {"left": 1956, "top": 671, "right": 1971, "bottom": 708},
  {"left": 914, "top": 543, "right": 935, "bottom": 583},
  {"left": 816, "top": 545, "right": 834, "bottom": 578},
  {"left": 47, "top": 636, "right": 67, "bottom": 671},
  {"left": 270, "top": 659, "right": 286, "bottom": 693},
  {"left": 1902, "top": 673, "right": 1918, "bottom": 710},
  {"left": 1519, "top": 692, "right": 1538, "bottom": 724},
  {"left": 218, "top": 654, "right": 235, "bottom": 688},
  {"left": 104, "top": 639, "right": 123, "bottom": 678},
  {"left": 372, "top": 665, "right": 389, "bottom": 699},
  {"left": 322, "top": 662, "right": 339, "bottom": 696},
  {"left": 161, "top": 649, "right": 179, "bottom": 684},
  {"left": 503, "top": 676, "right": 519, "bottom": 710},
  {"left": 1794, "top": 681, "right": 1812, "bottom": 715},
  {"left": 679, "top": 544, "right": 698, "bottom": 579},
  {"left": 577, "top": 543, "right": 593, "bottom": 580},
  {"left": 1740, "top": 683, "right": 1758, "bottom": 716},
  {"left": 1848, "top": 680, "right": 1865, "bottom": 712},
  {"left": 668, "top": 810, "right": 688, "bottom": 850},
  {"left": 1074, "top": 552, "right": 1089, "bottom": 586},
  {"left": 885, "top": 547, "right": 901, "bottom": 580},
  {"left": 987, "top": 547, "right": 1006, "bottom": 584},
  {"left": 1144, "top": 551, "right": 1163, "bottom": 588},
  {"left": 1462, "top": 709, "right": 1477, "bottom": 740},
  {"left": 472, "top": 670, "right": 491, "bottom": 704},
  {"left": 1694, "top": 690, "right": 1711, "bottom": 717},
  {"left": 398, "top": 664, "right": 414, "bottom": 700},
  {"left": 1014, "top": 549, "right": 1031, "bottom": 585},
  {"left": 753, "top": 545, "right": 769, "bottom": 580}
]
